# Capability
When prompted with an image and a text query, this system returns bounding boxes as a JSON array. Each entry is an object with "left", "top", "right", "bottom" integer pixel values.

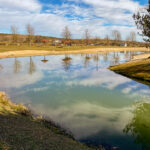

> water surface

[{"left": 0, "top": 51, "right": 150, "bottom": 150}]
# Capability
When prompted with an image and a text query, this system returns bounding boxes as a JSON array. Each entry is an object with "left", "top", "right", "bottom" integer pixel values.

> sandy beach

[
  {"left": 132, "top": 53, "right": 150, "bottom": 60},
  {"left": 0, "top": 47, "right": 149, "bottom": 59}
]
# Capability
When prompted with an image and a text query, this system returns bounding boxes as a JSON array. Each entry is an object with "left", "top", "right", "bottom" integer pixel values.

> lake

[{"left": 0, "top": 51, "right": 150, "bottom": 150}]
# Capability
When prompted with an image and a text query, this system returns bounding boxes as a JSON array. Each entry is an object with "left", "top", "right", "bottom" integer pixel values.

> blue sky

[{"left": 0, "top": 0, "right": 148, "bottom": 41}]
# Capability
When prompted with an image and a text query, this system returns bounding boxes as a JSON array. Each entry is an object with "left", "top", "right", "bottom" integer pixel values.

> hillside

[{"left": 0, "top": 33, "right": 149, "bottom": 47}]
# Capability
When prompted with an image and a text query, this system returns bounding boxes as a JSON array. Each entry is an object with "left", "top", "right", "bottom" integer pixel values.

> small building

[
  {"left": 41, "top": 39, "right": 49, "bottom": 43},
  {"left": 120, "top": 43, "right": 127, "bottom": 47},
  {"left": 52, "top": 39, "right": 62, "bottom": 46},
  {"left": 64, "top": 40, "right": 72, "bottom": 46}
]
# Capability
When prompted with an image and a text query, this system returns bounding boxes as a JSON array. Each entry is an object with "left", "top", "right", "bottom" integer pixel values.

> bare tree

[
  {"left": 104, "top": 35, "right": 110, "bottom": 45},
  {"left": 126, "top": 36, "right": 131, "bottom": 42},
  {"left": 28, "top": 57, "right": 36, "bottom": 75},
  {"left": 11, "top": 25, "right": 19, "bottom": 43},
  {"left": 84, "top": 54, "right": 91, "bottom": 68},
  {"left": 62, "top": 26, "right": 72, "bottom": 40},
  {"left": 103, "top": 53, "right": 109, "bottom": 62},
  {"left": 93, "top": 54, "right": 99, "bottom": 71},
  {"left": 105, "top": 35, "right": 110, "bottom": 40},
  {"left": 130, "top": 31, "right": 136, "bottom": 42},
  {"left": 84, "top": 29, "right": 90, "bottom": 45},
  {"left": 112, "top": 30, "right": 122, "bottom": 41},
  {"left": 93, "top": 36, "right": 100, "bottom": 44},
  {"left": 62, "top": 55, "right": 72, "bottom": 71},
  {"left": 13, "top": 58, "right": 21, "bottom": 74},
  {"left": 26, "top": 24, "right": 34, "bottom": 46},
  {"left": 126, "top": 31, "right": 136, "bottom": 42}
]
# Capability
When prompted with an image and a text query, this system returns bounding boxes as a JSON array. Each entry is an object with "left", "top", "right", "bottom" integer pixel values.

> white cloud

[
  {"left": 66, "top": 68, "right": 131, "bottom": 90},
  {"left": 0, "top": 0, "right": 145, "bottom": 40},
  {"left": 122, "top": 85, "right": 139, "bottom": 94},
  {"left": 32, "top": 86, "right": 49, "bottom": 92},
  {"left": 81, "top": 0, "right": 139, "bottom": 12},
  {"left": 0, "top": 57, "right": 43, "bottom": 88},
  {"left": 0, "top": 71, "right": 43, "bottom": 88},
  {"left": 0, "top": 0, "right": 41, "bottom": 12},
  {"left": 31, "top": 101, "right": 133, "bottom": 139}
]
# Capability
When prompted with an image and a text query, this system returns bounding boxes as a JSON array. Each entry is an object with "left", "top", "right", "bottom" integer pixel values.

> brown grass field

[{"left": 0, "top": 45, "right": 149, "bottom": 58}]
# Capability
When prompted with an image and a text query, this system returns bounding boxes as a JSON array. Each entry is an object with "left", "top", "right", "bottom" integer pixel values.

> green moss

[{"left": 124, "top": 102, "right": 150, "bottom": 149}]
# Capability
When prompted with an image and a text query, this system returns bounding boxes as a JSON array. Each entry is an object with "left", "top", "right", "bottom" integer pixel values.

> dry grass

[
  {"left": 0, "top": 45, "right": 149, "bottom": 59},
  {"left": 0, "top": 45, "right": 102, "bottom": 52},
  {"left": 109, "top": 59, "right": 150, "bottom": 86},
  {"left": 0, "top": 45, "right": 149, "bottom": 53},
  {"left": 0, "top": 92, "right": 96, "bottom": 150}
]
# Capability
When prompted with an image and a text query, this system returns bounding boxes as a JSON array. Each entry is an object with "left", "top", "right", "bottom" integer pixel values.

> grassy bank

[
  {"left": 0, "top": 45, "right": 149, "bottom": 52},
  {"left": 109, "top": 59, "right": 150, "bottom": 86},
  {"left": 0, "top": 92, "right": 98, "bottom": 150},
  {"left": 0, "top": 45, "right": 149, "bottom": 59},
  {"left": 0, "top": 45, "right": 100, "bottom": 52}
]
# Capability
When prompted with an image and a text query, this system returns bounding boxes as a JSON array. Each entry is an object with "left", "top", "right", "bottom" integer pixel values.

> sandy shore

[
  {"left": 132, "top": 53, "right": 150, "bottom": 60},
  {"left": 0, "top": 47, "right": 149, "bottom": 59}
]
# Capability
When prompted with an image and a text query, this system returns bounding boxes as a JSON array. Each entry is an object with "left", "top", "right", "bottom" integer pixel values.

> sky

[{"left": 0, "top": 0, "right": 148, "bottom": 41}]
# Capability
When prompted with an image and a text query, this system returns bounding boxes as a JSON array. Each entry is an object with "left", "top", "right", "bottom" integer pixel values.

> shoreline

[
  {"left": 0, "top": 92, "right": 96, "bottom": 150},
  {"left": 0, "top": 47, "right": 149, "bottom": 59},
  {"left": 109, "top": 58, "right": 150, "bottom": 86},
  {"left": 132, "top": 53, "right": 150, "bottom": 60}
]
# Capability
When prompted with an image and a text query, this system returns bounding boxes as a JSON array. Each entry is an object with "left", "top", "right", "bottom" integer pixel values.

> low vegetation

[
  {"left": 123, "top": 102, "right": 150, "bottom": 149},
  {"left": 0, "top": 31, "right": 149, "bottom": 54},
  {"left": 0, "top": 32, "right": 149, "bottom": 50},
  {"left": 109, "top": 58, "right": 150, "bottom": 86},
  {"left": 0, "top": 92, "right": 97, "bottom": 150},
  {"left": 0, "top": 45, "right": 110, "bottom": 53}
]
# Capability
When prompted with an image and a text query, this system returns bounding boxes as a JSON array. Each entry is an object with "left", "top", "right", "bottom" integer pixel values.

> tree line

[
  {"left": 1, "top": 0, "right": 150, "bottom": 47},
  {"left": 1, "top": 24, "right": 137, "bottom": 46},
  {"left": 9, "top": 24, "right": 137, "bottom": 42},
  {"left": 62, "top": 26, "right": 137, "bottom": 43},
  {"left": 10, "top": 24, "right": 34, "bottom": 45}
]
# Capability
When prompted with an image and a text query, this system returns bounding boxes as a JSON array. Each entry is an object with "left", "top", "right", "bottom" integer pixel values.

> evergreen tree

[{"left": 133, "top": 0, "right": 150, "bottom": 42}]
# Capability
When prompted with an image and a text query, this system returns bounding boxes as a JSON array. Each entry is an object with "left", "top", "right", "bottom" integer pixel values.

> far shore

[
  {"left": 132, "top": 53, "right": 150, "bottom": 60},
  {"left": 0, "top": 47, "right": 149, "bottom": 59}
]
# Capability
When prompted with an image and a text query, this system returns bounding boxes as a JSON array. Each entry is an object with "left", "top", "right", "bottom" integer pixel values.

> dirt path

[{"left": 0, "top": 47, "right": 149, "bottom": 58}]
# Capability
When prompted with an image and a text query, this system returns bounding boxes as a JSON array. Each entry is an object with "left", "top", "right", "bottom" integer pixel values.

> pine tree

[{"left": 133, "top": 0, "right": 150, "bottom": 42}]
